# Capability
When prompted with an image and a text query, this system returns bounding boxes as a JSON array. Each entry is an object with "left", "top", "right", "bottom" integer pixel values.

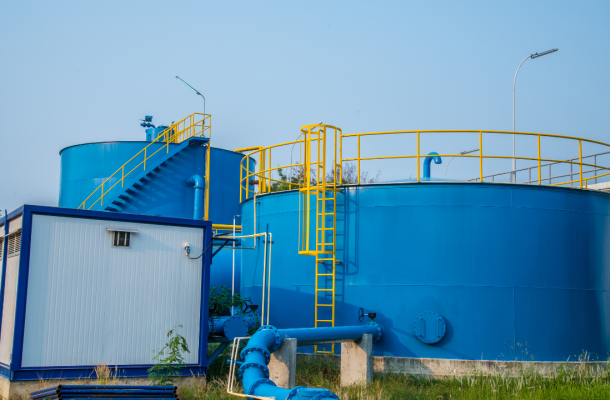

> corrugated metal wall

[
  {"left": 8, "top": 217, "right": 21, "bottom": 233},
  {"left": 21, "top": 215, "right": 204, "bottom": 367},
  {"left": 0, "top": 255, "right": 20, "bottom": 365}
]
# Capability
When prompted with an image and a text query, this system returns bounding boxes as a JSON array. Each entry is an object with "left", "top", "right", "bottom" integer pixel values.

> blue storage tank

[
  {"left": 59, "top": 140, "right": 254, "bottom": 290},
  {"left": 240, "top": 182, "right": 610, "bottom": 361}
]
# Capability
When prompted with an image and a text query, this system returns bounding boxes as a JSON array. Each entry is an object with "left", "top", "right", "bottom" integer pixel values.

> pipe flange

[
  {"left": 257, "top": 325, "right": 282, "bottom": 352},
  {"left": 246, "top": 378, "right": 276, "bottom": 395},
  {"left": 367, "top": 322, "right": 383, "bottom": 343},
  {"left": 286, "top": 387, "right": 339, "bottom": 400},
  {"left": 312, "top": 391, "right": 340, "bottom": 400},
  {"left": 240, "top": 345, "right": 271, "bottom": 364},
  {"left": 238, "top": 362, "right": 270, "bottom": 382}
]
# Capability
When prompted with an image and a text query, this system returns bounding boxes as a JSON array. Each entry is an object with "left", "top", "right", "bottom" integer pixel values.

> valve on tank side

[
  {"left": 358, "top": 307, "right": 376, "bottom": 322},
  {"left": 423, "top": 152, "right": 442, "bottom": 180}
]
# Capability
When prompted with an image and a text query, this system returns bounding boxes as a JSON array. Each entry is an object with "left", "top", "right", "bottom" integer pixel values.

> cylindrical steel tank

[
  {"left": 240, "top": 182, "right": 610, "bottom": 361},
  {"left": 59, "top": 141, "right": 253, "bottom": 290}
]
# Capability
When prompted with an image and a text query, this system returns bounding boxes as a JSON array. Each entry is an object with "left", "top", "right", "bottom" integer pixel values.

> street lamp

[
  {"left": 512, "top": 48, "right": 558, "bottom": 182},
  {"left": 445, "top": 148, "right": 479, "bottom": 178},
  {"left": 176, "top": 76, "right": 206, "bottom": 115}
]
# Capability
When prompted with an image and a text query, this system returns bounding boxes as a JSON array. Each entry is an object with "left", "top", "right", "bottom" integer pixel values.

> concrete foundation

[
  {"left": 340, "top": 334, "right": 373, "bottom": 387},
  {"left": 299, "top": 353, "right": 610, "bottom": 378},
  {"left": 268, "top": 338, "right": 297, "bottom": 389}
]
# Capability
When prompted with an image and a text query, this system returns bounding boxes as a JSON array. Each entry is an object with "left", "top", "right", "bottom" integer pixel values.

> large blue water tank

[
  {"left": 240, "top": 182, "right": 610, "bottom": 361},
  {"left": 59, "top": 140, "right": 253, "bottom": 290}
]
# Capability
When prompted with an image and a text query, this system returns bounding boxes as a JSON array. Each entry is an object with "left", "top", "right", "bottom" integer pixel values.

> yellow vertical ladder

[{"left": 298, "top": 123, "right": 342, "bottom": 354}]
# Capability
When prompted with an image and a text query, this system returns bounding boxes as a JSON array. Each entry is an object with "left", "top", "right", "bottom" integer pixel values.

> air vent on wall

[{"left": 8, "top": 231, "right": 21, "bottom": 257}]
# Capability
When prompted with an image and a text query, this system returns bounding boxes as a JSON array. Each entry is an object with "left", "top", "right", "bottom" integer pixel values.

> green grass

[{"left": 177, "top": 345, "right": 610, "bottom": 400}]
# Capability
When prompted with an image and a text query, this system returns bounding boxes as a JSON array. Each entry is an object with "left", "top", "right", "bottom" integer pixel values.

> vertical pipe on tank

[
  {"left": 423, "top": 152, "right": 442, "bottom": 179},
  {"left": 187, "top": 174, "right": 204, "bottom": 220}
]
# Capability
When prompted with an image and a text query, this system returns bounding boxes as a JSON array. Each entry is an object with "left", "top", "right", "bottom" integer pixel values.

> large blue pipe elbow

[
  {"left": 187, "top": 174, "right": 204, "bottom": 220},
  {"left": 423, "top": 152, "right": 442, "bottom": 179},
  {"left": 237, "top": 324, "right": 382, "bottom": 399}
]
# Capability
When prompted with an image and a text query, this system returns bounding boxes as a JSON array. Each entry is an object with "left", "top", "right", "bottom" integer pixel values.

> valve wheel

[
  {"left": 242, "top": 299, "right": 253, "bottom": 313},
  {"left": 358, "top": 307, "right": 365, "bottom": 322}
]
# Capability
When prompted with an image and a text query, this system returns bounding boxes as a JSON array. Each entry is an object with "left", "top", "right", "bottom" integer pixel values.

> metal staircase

[
  {"left": 298, "top": 124, "right": 342, "bottom": 354},
  {"left": 78, "top": 113, "right": 211, "bottom": 219}
]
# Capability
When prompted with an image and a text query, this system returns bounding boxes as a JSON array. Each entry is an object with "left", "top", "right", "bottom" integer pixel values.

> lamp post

[
  {"left": 445, "top": 148, "right": 479, "bottom": 179},
  {"left": 176, "top": 76, "right": 206, "bottom": 115},
  {"left": 512, "top": 48, "right": 558, "bottom": 182}
]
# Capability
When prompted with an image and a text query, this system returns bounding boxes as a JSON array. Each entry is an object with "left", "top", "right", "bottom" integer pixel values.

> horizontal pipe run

[{"left": 278, "top": 324, "right": 382, "bottom": 346}]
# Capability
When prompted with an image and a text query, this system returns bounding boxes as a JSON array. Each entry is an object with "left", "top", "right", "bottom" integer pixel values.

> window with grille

[
  {"left": 8, "top": 231, "right": 21, "bottom": 257},
  {"left": 113, "top": 231, "right": 131, "bottom": 247}
]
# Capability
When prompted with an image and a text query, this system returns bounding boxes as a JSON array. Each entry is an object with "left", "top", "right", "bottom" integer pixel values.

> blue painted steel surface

[
  {"left": 145, "top": 126, "right": 170, "bottom": 142},
  {"left": 59, "top": 142, "right": 251, "bottom": 224},
  {"left": 238, "top": 324, "right": 378, "bottom": 399},
  {"left": 1, "top": 205, "right": 212, "bottom": 381},
  {"left": 240, "top": 182, "right": 610, "bottom": 361}
]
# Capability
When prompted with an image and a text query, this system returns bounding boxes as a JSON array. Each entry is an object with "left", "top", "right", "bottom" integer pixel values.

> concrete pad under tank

[{"left": 239, "top": 182, "right": 610, "bottom": 361}]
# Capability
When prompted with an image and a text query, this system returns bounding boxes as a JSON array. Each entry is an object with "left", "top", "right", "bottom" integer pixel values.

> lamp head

[{"left": 531, "top": 48, "right": 558, "bottom": 59}]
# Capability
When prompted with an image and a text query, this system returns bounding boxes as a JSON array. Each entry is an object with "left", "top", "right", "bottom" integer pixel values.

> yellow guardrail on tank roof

[
  {"left": 238, "top": 129, "right": 610, "bottom": 197},
  {"left": 78, "top": 113, "right": 212, "bottom": 219}
]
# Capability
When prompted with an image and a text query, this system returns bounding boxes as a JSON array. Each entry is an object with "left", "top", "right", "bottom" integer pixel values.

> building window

[
  {"left": 8, "top": 231, "right": 21, "bottom": 257},
  {"left": 113, "top": 231, "right": 131, "bottom": 247}
]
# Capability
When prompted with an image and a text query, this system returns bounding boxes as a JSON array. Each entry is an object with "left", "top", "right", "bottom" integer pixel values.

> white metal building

[{"left": 0, "top": 205, "right": 212, "bottom": 381}]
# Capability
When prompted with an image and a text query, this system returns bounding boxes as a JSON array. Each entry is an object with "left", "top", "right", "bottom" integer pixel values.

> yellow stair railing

[{"left": 78, "top": 113, "right": 212, "bottom": 219}]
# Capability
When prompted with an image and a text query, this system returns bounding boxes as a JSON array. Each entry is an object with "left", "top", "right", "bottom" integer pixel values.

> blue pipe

[
  {"left": 208, "top": 314, "right": 259, "bottom": 340},
  {"left": 187, "top": 174, "right": 204, "bottom": 220},
  {"left": 238, "top": 323, "right": 382, "bottom": 399},
  {"left": 423, "top": 152, "right": 442, "bottom": 179}
]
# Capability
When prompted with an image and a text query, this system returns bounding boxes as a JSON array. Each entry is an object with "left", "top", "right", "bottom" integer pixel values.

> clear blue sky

[{"left": 1, "top": 1, "right": 609, "bottom": 213}]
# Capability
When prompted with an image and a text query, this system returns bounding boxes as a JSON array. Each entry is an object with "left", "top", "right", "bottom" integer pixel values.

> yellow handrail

[
  {"left": 78, "top": 113, "right": 212, "bottom": 217},
  {"left": 239, "top": 129, "right": 610, "bottom": 197},
  {"left": 339, "top": 129, "right": 610, "bottom": 187}
]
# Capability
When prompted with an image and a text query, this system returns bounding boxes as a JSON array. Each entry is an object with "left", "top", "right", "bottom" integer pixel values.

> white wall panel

[
  {"left": 22, "top": 215, "right": 204, "bottom": 367},
  {"left": 0, "top": 256, "right": 20, "bottom": 365},
  {"left": 8, "top": 217, "right": 21, "bottom": 233}
]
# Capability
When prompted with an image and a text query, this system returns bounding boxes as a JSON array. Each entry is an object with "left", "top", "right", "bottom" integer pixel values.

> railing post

[
  {"left": 357, "top": 134, "right": 361, "bottom": 184},
  {"left": 122, "top": 166, "right": 124, "bottom": 187},
  {"left": 416, "top": 132, "right": 420, "bottom": 182},
  {"left": 144, "top": 148, "right": 147, "bottom": 170},
  {"left": 246, "top": 156, "right": 250, "bottom": 200},
  {"left": 595, "top": 154, "right": 598, "bottom": 184},
  {"left": 579, "top": 139, "right": 583, "bottom": 188},
  {"left": 537, "top": 135, "right": 541, "bottom": 185},
  {"left": 479, "top": 131, "right": 483, "bottom": 182},
  {"left": 101, "top": 183, "right": 104, "bottom": 207}
]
